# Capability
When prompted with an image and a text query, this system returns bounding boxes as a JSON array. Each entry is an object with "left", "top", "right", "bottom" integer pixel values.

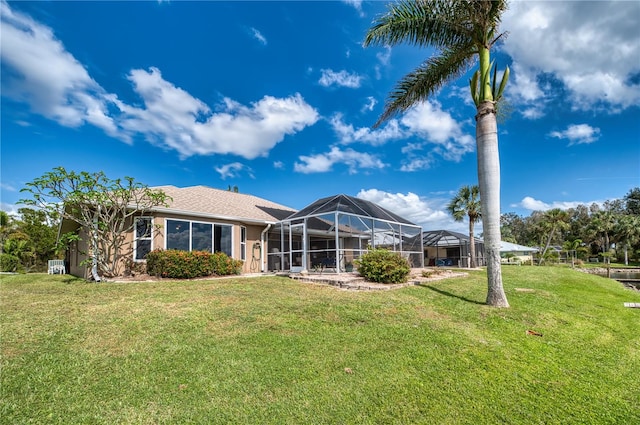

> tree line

[
  {"left": 0, "top": 209, "right": 59, "bottom": 272},
  {"left": 500, "top": 188, "right": 640, "bottom": 265}
]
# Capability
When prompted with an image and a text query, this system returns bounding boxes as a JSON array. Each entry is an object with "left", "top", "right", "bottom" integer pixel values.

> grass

[{"left": 1, "top": 267, "right": 639, "bottom": 424}]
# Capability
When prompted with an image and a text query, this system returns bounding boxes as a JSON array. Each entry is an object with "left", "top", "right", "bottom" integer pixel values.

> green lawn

[{"left": 1, "top": 267, "right": 639, "bottom": 424}]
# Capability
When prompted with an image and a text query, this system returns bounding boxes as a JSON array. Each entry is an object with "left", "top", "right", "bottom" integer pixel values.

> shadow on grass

[
  {"left": 61, "top": 276, "right": 85, "bottom": 284},
  {"left": 417, "top": 283, "right": 485, "bottom": 305}
]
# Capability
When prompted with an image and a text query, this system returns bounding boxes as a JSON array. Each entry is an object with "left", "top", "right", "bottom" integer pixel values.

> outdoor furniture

[
  {"left": 48, "top": 260, "right": 66, "bottom": 275},
  {"left": 311, "top": 257, "right": 336, "bottom": 272}
]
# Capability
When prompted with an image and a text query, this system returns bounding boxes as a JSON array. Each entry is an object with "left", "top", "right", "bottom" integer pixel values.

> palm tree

[
  {"left": 562, "top": 238, "right": 582, "bottom": 268},
  {"left": 447, "top": 185, "right": 481, "bottom": 268},
  {"left": 613, "top": 214, "right": 640, "bottom": 266},
  {"left": 590, "top": 210, "right": 616, "bottom": 257},
  {"left": 537, "top": 208, "right": 570, "bottom": 265},
  {"left": 364, "top": 0, "right": 510, "bottom": 307}
]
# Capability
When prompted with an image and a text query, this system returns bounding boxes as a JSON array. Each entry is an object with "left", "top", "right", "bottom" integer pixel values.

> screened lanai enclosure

[
  {"left": 422, "top": 229, "right": 485, "bottom": 268},
  {"left": 267, "top": 194, "right": 424, "bottom": 273}
]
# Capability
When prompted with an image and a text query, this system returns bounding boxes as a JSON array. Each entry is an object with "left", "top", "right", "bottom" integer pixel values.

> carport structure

[{"left": 266, "top": 194, "right": 424, "bottom": 273}]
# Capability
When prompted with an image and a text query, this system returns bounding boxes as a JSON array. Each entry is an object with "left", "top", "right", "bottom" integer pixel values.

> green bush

[
  {"left": 0, "top": 253, "right": 20, "bottom": 272},
  {"left": 146, "top": 249, "right": 243, "bottom": 279},
  {"left": 355, "top": 248, "right": 411, "bottom": 284}
]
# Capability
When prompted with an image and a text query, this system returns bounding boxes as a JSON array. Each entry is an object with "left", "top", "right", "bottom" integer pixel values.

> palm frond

[
  {"left": 374, "top": 45, "right": 475, "bottom": 127},
  {"left": 364, "top": 0, "right": 472, "bottom": 49}
]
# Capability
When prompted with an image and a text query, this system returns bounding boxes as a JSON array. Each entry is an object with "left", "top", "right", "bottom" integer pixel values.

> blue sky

[{"left": 1, "top": 0, "right": 639, "bottom": 233}]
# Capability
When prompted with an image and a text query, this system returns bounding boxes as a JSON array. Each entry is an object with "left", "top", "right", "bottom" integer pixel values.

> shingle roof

[{"left": 151, "top": 185, "right": 296, "bottom": 223}]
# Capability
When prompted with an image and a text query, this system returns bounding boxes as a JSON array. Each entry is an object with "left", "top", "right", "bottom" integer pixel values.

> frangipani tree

[
  {"left": 365, "top": 0, "right": 510, "bottom": 306},
  {"left": 20, "top": 167, "right": 170, "bottom": 279}
]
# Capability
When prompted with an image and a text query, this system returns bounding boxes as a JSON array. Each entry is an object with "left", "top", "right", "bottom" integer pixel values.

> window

[
  {"left": 166, "top": 219, "right": 233, "bottom": 257},
  {"left": 193, "top": 222, "right": 213, "bottom": 252},
  {"left": 134, "top": 217, "right": 152, "bottom": 260},
  {"left": 240, "top": 226, "right": 246, "bottom": 261},
  {"left": 215, "top": 225, "right": 232, "bottom": 255},
  {"left": 166, "top": 219, "right": 190, "bottom": 251}
]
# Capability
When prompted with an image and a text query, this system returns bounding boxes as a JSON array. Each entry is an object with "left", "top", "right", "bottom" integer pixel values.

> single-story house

[
  {"left": 499, "top": 241, "right": 538, "bottom": 264},
  {"left": 61, "top": 187, "right": 423, "bottom": 278}
]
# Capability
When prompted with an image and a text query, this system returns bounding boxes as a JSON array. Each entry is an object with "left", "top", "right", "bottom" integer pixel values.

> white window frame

[
  {"left": 240, "top": 226, "right": 247, "bottom": 261},
  {"left": 134, "top": 216, "right": 153, "bottom": 261}
]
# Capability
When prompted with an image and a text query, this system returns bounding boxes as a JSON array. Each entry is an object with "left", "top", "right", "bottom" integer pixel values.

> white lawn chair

[{"left": 48, "top": 260, "right": 66, "bottom": 275}]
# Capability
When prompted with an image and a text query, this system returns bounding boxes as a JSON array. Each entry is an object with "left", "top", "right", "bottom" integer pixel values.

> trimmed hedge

[
  {"left": 355, "top": 248, "right": 411, "bottom": 284},
  {"left": 146, "top": 249, "right": 243, "bottom": 279}
]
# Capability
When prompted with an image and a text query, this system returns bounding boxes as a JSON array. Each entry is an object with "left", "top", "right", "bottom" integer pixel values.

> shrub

[
  {"left": 355, "top": 248, "right": 411, "bottom": 284},
  {"left": 124, "top": 258, "right": 147, "bottom": 276},
  {"left": 146, "top": 249, "right": 243, "bottom": 279},
  {"left": 0, "top": 253, "right": 19, "bottom": 273}
]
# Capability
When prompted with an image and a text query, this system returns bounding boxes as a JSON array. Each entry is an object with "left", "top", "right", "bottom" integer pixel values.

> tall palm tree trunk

[{"left": 476, "top": 101, "right": 508, "bottom": 307}]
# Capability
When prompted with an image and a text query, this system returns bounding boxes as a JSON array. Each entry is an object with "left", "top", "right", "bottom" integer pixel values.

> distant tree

[
  {"left": 500, "top": 212, "right": 529, "bottom": 245},
  {"left": 613, "top": 214, "right": 640, "bottom": 265},
  {"left": 589, "top": 209, "right": 617, "bottom": 256},
  {"left": 447, "top": 185, "right": 481, "bottom": 268},
  {"left": 16, "top": 208, "right": 58, "bottom": 271},
  {"left": 364, "top": 0, "right": 511, "bottom": 307},
  {"left": 0, "top": 211, "right": 14, "bottom": 247},
  {"left": 565, "top": 205, "right": 592, "bottom": 244},
  {"left": 624, "top": 187, "right": 640, "bottom": 215},
  {"left": 562, "top": 239, "right": 583, "bottom": 268},
  {"left": 20, "top": 167, "right": 170, "bottom": 279},
  {"left": 536, "top": 208, "right": 570, "bottom": 265},
  {"left": 0, "top": 211, "right": 9, "bottom": 227},
  {"left": 2, "top": 235, "right": 33, "bottom": 270}
]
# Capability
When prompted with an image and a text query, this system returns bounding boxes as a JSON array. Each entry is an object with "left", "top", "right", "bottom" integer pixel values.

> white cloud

[
  {"left": 513, "top": 196, "right": 601, "bottom": 212},
  {"left": 118, "top": 68, "right": 320, "bottom": 159},
  {"left": 318, "top": 69, "right": 363, "bottom": 89},
  {"left": 376, "top": 46, "right": 392, "bottom": 66},
  {"left": 549, "top": 124, "right": 601, "bottom": 146},
  {"left": 250, "top": 27, "right": 267, "bottom": 45},
  {"left": 332, "top": 100, "right": 473, "bottom": 154},
  {"left": 294, "top": 147, "right": 386, "bottom": 174},
  {"left": 509, "top": 70, "right": 543, "bottom": 104},
  {"left": 330, "top": 113, "right": 404, "bottom": 146},
  {"left": 400, "top": 157, "right": 435, "bottom": 172},
  {"left": 447, "top": 85, "right": 475, "bottom": 107},
  {"left": 361, "top": 96, "right": 377, "bottom": 112},
  {"left": 0, "top": 182, "right": 17, "bottom": 192},
  {"left": 521, "top": 107, "right": 545, "bottom": 120},
  {"left": 502, "top": 1, "right": 640, "bottom": 113},
  {"left": 329, "top": 100, "right": 475, "bottom": 169},
  {"left": 215, "top": 162, "right": 254, "bottom": 180},
  {"left": 273, "top": 161, "right": 284, "bottom": 169},
  {"left": 0, "top": 2, "right": 319, "bottom": 161},
  {"left": 356, "top": 189, "right": 455, "bottom": 230},
  {"left": 400, "top": 101, "right": 475, "bottom": 162},
  {"left": 0, "top": 202, "right": 20, "bottom": 216},
  {"left": 0, "top": 1, "right": 120, "bottom": 138}
]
